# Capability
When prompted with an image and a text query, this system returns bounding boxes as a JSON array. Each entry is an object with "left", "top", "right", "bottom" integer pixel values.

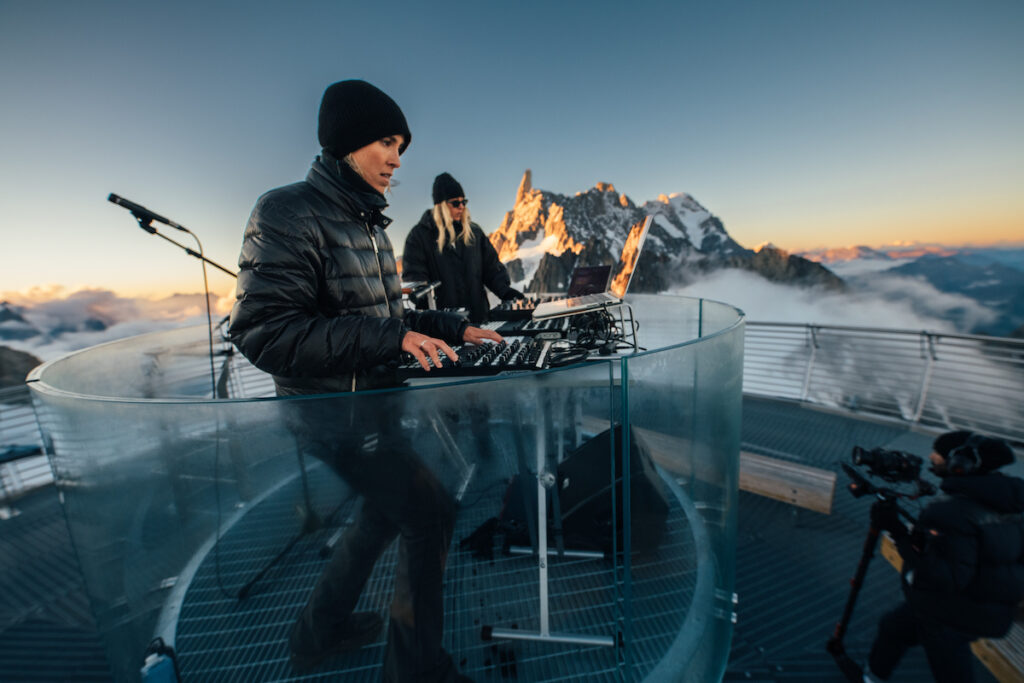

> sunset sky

[{"left": 1, "top": 0, "right": 1022, "bottom": 299}]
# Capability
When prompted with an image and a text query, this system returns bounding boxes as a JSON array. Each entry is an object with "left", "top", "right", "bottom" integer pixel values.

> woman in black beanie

[
  {"left": 230, "top": 79, "right": 491, "bottom": 682},
  {"left": 402, "top": 172, "right": 522, "bottom": 323}
]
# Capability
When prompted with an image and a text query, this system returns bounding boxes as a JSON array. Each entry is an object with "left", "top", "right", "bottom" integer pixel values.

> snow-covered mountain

[{"left": 489, "top": 170, "right": 841, "bottom": 293}]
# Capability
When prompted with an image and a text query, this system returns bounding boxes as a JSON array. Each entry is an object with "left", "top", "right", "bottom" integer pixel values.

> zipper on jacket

[
  {"left": 363, "top": 221, "right": 388, "bottom": 396},
  {"left": 366, "top": 222, "right": 388, "bottom": 302}
]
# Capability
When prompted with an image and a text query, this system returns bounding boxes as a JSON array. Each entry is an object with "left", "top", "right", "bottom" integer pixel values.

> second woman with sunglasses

[{"left": 402, "top": 172, "right": 523, "bottom": 323}]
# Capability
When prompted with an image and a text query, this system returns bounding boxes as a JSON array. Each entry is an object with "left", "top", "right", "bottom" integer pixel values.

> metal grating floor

[
  {"left": 0, "top": 485, "right": 112, "bottom": 682},
  {"left": 0, "top": 397, "right": 1005, "bottom": 682},
  {"left": 174, "top": 422, "right": 701, "bottom": 681},
  {"left": 727, "top": 397, "right": 997, "bottom": 682}
]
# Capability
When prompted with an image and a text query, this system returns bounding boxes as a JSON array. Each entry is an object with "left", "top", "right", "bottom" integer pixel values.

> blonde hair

[{"left": 432, "top": 202, "right": 475, "bottom": 252}]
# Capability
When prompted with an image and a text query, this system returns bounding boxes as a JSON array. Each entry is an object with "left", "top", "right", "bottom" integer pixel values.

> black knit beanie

[
  {"left": 432, "top": 173, "right": 465, "bottom": 204},
  {"left": 318, "top": 80, "right": 411, "bottom": 157}
]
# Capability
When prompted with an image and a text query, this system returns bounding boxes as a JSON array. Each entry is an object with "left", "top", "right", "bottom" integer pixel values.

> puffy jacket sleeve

[
  {"left": 477, "top": 225, "right": 518, "bottom": 300},
  {"left": 404, "top": 309, "right": 467, "bottom": 345},
  {"left": 228, "top": 195, "right": 406, "bottom": 377}
]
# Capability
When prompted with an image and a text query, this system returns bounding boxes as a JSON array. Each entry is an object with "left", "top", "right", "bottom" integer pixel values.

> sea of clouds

[
  {"left": 669, "top": 269, "right": 997, "bottom": 333},
  {"left": 2, "top": 267, "right": 999, "bottom": 364},
  {"left": 2, "top": 287, "right": 234, "bottom": 361}
]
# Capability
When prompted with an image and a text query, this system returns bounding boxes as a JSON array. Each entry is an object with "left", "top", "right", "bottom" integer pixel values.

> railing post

[
  {"left": 912, "top": 332, "right": 938, "bottom": 423},
  {"left": 800, "top": 325, "right": 819, "bottom": 402}
]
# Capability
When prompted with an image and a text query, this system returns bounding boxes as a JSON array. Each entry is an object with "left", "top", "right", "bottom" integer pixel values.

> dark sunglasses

[{"left": 447, "top": 199, "right": 468, "bottom": 208}]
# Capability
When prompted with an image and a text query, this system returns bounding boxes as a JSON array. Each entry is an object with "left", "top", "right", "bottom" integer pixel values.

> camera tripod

[
  {"left": 825, "top": 494, "right": 901, "bottom": 680},
  {"left": 827, "top": 461, "right": 931, "bottom": 682}
]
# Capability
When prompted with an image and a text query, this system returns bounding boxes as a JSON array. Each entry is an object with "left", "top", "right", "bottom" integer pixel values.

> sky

[{"left": 1, "top": 0, "right": 1022, "bottom": 300}]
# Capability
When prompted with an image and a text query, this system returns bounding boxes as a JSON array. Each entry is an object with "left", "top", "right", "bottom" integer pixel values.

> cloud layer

[
  {"left": 669, "top": 269, "right": 996, "bottom": 333},
  {"left": 2, "top": 288, "right": 234, "bottom": 360}
]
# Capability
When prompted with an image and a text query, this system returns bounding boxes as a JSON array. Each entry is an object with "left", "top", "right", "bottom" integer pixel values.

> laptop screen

[
  {"left": 567, "top": 265, "right": 612, "bottom": 296},
  {"left": 609, "top": 215, "right": 653, "bottom": 299}
]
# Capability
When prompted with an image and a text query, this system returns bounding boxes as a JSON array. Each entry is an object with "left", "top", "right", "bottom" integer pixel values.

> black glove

[{"left": 504, "top": 288, "right": 525, "bottom": 300}]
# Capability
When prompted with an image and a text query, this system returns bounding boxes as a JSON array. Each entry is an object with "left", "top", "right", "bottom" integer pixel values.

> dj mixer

[
  {"left": 488, "top": 298, "right": 538, "bottom": 321},
  {"left": 395, "top": 336, "right": 553, "bottom": 379},
  {"left": 482, "top": 316, "right": 569, "bottom": 338}
]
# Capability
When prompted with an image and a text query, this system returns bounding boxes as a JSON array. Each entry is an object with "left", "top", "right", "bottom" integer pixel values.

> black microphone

[{"left": 108, "top": 193, "right": 187, "bottom": 232}]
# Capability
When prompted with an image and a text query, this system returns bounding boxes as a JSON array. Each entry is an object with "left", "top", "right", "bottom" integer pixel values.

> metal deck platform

[{"left": 0, "top": 397, "right": 1001, "bottom": 682}]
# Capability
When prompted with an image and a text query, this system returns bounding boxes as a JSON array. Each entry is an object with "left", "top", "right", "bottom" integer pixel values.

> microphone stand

[
  {"left": 130, "top": 216, "right": 237, "bottom": 279},
  {"left": 111, "top": 194, "right": 326, "bottom": 600}
]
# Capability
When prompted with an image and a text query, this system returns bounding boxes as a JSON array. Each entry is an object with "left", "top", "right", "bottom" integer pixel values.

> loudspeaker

[{"left": 500, "top": 424, "right": 670, "bottom": 556}]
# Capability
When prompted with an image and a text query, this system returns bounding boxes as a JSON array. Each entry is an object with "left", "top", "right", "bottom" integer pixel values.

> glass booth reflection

[{"left": 27, "top": 294, "right": 743, "bottom": 682}]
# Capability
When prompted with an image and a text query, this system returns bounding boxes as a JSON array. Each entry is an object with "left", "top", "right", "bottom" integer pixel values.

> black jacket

[
  {"left": 228, "top": 153, "right": 466, "bottom": 395},
  {"left": 402, "top": 211, "right": 517, "bottom": 323},
  {"left": 899, "top": 470, "right": 1024, "bottom": 637}
]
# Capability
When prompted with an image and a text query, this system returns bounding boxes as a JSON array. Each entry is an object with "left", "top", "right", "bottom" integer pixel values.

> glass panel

[
  {"left": 28, "top": 294, "right": 743, "bottom": 682},
  {"left": 621, "top": 298, "right": 743, "bottom": 681}
]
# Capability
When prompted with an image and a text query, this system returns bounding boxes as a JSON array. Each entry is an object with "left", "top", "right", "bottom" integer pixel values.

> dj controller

[
  {"left": 396, "top": 336, "right": 553, "bottom": 379},
  {"left": 488, "top": 297, "right": 541, "bottom": 320},
  {"left": 483, "top": 316, "right": 569, "bottom": 338}
]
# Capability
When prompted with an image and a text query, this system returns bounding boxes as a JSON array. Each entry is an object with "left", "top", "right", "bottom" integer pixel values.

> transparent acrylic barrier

[{"left": 27, "top": 294, "right": 743, "bottom": 682}]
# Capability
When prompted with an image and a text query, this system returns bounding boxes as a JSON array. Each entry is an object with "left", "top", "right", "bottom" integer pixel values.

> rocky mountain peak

[
  {"left": 489, "top": 171, "right": 843, "bottom": 294},
  {"left": 755, "top": 242, "right": 785, "bottom": 256},
  {"left": 515, "top": 169, "right": 532, "bottom": 204}
]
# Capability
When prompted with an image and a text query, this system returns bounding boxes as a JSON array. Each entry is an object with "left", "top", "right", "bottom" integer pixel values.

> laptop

[
  {"left": 533, "top": 215, "right": 652, "bottom": 319},
  {"left": 566, "top": 265, "right": 612, "bottom": 296}
]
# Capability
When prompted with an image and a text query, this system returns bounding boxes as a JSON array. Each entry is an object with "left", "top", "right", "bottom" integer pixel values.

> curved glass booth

[{"left": 28, "top": 294, "right": 743, "bottom": 682}]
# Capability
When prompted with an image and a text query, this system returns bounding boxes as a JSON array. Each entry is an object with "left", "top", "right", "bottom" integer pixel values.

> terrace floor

[{"left": 0, "top": 396, "right": 1001, "bottom": 682}]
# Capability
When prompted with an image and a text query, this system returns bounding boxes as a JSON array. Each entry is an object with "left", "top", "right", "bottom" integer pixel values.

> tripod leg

[{"left": 827, "top": 517, "right": 883, "bottom": 681}]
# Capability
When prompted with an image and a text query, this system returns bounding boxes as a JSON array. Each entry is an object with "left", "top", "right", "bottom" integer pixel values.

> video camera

[
  {"left": 851, "top": 446, "right": 923, "bottom": 483},
  {"left": 843, "top": 446, "right": 936, "bottom": 500}
]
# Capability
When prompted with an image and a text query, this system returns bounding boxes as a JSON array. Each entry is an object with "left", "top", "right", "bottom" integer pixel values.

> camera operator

[{"left": 865, "top": 430, "right": 1024, "bottom": 682}]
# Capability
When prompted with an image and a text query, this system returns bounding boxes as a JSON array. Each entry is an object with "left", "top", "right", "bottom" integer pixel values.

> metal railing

[
  {"left": 0, "top": 384, "right": 51, "bottom": 506},
  {"left": 4, "top": 320, "right": 1022, "bottom": 506},
  {"left": 744, "top": 322, "right": 1024, "bottom": 444}
]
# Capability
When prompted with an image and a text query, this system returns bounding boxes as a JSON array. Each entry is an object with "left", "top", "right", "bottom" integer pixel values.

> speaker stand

[{"left": 482, "top": 384, "right": 615, "bottom": 648}]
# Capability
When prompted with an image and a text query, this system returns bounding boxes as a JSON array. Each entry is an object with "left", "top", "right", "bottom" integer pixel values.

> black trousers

[
  {"left": 868, "top": 601, "right": 976, "bottom": 683},
  {"left": 288, "top": 401, "right": 458, "bottom": 682}
]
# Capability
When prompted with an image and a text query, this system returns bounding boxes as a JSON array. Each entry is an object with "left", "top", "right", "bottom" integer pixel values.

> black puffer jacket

[
  {"left": 402, "top": 210, "right": 518, "bottom": 323},
  {"left": 901, "top": 471, "right": 1024, "bottom": 637},
  {"left": 229, "top": 153, "right": 466, "bottom": 395}
]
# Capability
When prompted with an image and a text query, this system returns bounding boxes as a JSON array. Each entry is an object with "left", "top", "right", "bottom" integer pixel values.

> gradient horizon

[{"left": 2, "top": 1, "right": 1022, "bottom": 300}]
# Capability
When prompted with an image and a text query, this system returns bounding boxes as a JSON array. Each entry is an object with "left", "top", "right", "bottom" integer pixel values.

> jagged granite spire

[
  {"left": 488, "top": 172, "right": 843, "bottom": 293},
  {"left": 516, "top": 169, "right": 532, "bottom": 204}
]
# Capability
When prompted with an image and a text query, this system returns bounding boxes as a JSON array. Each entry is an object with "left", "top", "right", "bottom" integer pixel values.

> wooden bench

[
  {"left": 738, "top": 451, "right": 836, "bottom": 514},
  {"left": 881, "top": 534, "right": 1024, "bottom": 682},
  {"left": 576, "top": 417, "right": 836, "bottom": 514}
]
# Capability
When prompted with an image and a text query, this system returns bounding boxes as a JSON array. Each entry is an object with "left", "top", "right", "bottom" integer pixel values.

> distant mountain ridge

[
  {"left": 0, "top": 345, "right": 42, "bottom": 388},
  {"left": 488, "top": 170, "right": 842, "bottom": 294},
  {"left": 795, "top": 247, "right": 1024, "bottom": 337},
  {"left": 887, "top": 254, "right": 1024, "bottom": 336},
  {"left": 0, "top": 300, "right": 109, "bottom": 343}
]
